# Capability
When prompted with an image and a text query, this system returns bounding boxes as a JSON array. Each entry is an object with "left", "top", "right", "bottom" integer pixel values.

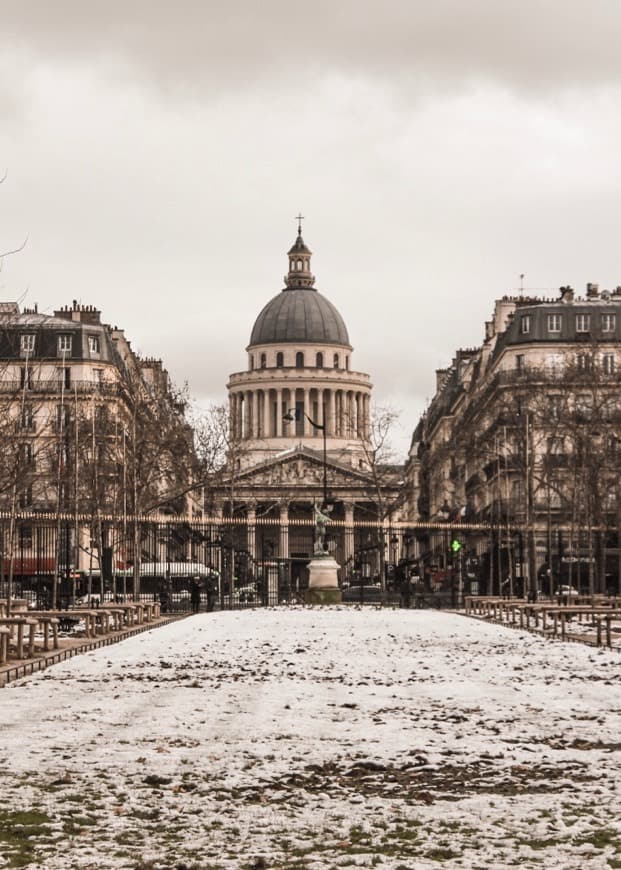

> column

[
  {"left": 317, "top": 388, "right": 325, "bottom": 434},
  {"left": 262, "top": 390, "right": 270, "bottom": 438},
  {"left": 276, "top": 389, "right": 283, "bottom": 437},
  {"left": 229, "top": 393, "right": 236, "bottom": 440},
  {"left": 244, "top": 390, "right": 252, "bottom": 439},
  {"left": 303, "top": 389, "right": 311, "bottom": 436},
  {"left": 252, "top": 391, "right": 259, "bottom": 438},
  {"left": 365, "top": 394, "right": 371, "bottom": 438},
  {"left": 328, "top": 389, "right": 336, "bottom": 437}
]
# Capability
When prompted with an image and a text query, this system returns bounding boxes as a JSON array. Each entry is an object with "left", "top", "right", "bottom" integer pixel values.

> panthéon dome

[{"left": 249, "top": 230, "right": 350, "bottom": 348}]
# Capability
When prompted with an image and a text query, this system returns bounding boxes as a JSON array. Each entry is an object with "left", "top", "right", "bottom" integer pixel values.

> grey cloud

[{"left": 3, "top": 1, "right": 621, "bottom": 98}]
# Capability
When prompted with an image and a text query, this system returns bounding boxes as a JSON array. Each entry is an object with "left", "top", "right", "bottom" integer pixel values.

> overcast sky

[{"left": 2, "top": 1, "right": 621, "bottom": 456}]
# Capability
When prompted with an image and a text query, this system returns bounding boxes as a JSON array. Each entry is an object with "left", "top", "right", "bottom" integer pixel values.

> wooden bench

[
  {"left": 0, "top": 625, "right": 10, "bottom": 664},
  {"left": 0, "top": 616, "right": 38, "bottom": 659}
]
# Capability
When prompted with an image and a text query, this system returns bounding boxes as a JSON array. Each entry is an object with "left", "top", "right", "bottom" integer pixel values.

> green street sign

[{"left": 451, "top": 539, "right": 462, "bottom": 553}]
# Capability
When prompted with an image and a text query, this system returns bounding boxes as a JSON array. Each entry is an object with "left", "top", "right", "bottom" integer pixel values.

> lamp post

[{"left": 283, "top": 405, "right": 328, "bottom": 507}]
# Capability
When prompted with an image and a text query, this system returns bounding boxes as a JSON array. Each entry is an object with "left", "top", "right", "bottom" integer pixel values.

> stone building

[
  {"left": 407, "top": 283, "right": 621, "bottom": 597},
  {"left": 0, "top": 300, "right": 198, "bottom": 592},
  {"left": 211, "top": 228, "right": 404, "bottom": 593}
]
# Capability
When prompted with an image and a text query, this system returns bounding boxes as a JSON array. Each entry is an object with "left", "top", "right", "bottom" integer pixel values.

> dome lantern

[{"left": 285, "top": 214, "right": 315, "bottom": 289}]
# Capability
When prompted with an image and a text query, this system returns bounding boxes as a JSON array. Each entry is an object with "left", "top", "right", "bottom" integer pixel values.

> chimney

[
  {"left": 559, "top": 285, "right": 574, "bottom": 303},
  {"left": 435, "top": 368, "right": 449, "bottom": 391},
  {"left": 586, "top": 282, "right": 599, "bottom": 299}
]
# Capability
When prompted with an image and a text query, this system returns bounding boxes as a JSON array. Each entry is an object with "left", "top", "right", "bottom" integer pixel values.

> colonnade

[{"left": 230, "top": 387, "right": 371, "bottom": 440}]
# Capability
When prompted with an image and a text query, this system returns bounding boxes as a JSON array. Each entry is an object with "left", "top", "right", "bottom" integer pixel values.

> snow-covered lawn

[{"left": 0, "top": 608, "right": 620, "bottom": 869}]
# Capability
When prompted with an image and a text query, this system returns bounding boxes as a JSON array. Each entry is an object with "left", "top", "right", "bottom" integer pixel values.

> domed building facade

[
  {"left": 210, "top": 226, "right": 403, "bottom": 595},
  {"left": 228, "top": 228, "right": 372, "bottom": 469}
]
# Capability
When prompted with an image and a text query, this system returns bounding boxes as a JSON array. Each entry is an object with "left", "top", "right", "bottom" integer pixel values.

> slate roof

[{"left": 249, "top": 288, "right": 350, "bottom": 347}]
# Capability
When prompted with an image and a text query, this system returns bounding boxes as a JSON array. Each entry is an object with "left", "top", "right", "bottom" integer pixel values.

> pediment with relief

[{"left": 228, "top": 450, "right": 371, "bottom": 491}]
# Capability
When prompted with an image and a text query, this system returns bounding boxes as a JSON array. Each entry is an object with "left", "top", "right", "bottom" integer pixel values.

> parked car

[{"left": 556, "top": 585, "right": 579, "bottom": 598}]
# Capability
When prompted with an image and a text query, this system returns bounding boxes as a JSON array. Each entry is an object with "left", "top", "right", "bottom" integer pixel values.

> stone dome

[{"left": 249, "top": 288, "right": 350, "bottom": 347}]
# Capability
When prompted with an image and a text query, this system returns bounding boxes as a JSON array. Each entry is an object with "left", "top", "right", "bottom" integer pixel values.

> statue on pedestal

[{"left": 313, "top": 502, "right": 332, "bottom": 556}]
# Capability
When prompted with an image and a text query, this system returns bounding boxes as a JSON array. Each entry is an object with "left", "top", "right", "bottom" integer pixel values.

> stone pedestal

[{"left": 305, "top": 555, "right": 342, "bottom": 605}]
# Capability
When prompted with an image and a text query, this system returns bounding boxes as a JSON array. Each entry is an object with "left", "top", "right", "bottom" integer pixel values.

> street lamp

[{"left": 283, "top": 405, "right": 328, "bottom": 507}]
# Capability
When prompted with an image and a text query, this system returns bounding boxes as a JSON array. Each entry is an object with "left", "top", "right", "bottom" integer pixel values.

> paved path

[{"left": 0, "top": 609, "right": 619, "bottom": 869}]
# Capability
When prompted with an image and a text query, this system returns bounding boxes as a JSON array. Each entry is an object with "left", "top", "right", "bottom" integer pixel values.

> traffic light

[{"left": 450, "top": 539, "right": 462, "bottom": 554}]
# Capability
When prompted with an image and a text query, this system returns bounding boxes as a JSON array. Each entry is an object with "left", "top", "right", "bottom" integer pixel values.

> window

[
  {"left": 575, "top": 393, "right": 593, "bottom": 419},
  {"left": 260, "top": 353, "right": 267, "bottom": 369},
  {"left": 20, "top": 334, "right": 35, "bottom": 354},
  {"left": 603, "top": 353, "right": 615, "bottom": 374},
  {"left": 18, "top": 486, "right": 32, "bottom": 509},
  {"left": 516, "top": 354, "right": 525, "bottom": 372},
  {"left": 19, "top": 367, "right": 32, "bottom": 389},
  {"left": 547, "top": 436, "right": 565, "bottom": 455},
  {"left": 295, "top": 352, "right": 304, "bottom": 368},
  {"left": 57, "top": 367, "right": 71, "bottom": 388},
  {"left": 345, "top": 356, "right": 350, "bottom": 370},
  {"left": 576, "top": 313, "right": 590, "bottom": 333},
  {"left": 20, "top": 443, "right": 34, "bottom": 468},
  {"left": 602, "top": 313, "right": 616, "bottom": 333},
  {"left": 316, "top": 352, "right": 323, "bottom": 368},
  {"left": 520, "top": 315, "right": 530, "bottom": 334},
  {"left": 547, "top": 396, "right": 563, "bottom": 421},
  {"left": 88, "top": 335, "right": 100, "bottom": 354},
  {"left": 249, "top": 355, "right": 254, "bottom": 371},
  {"left": 276, "top": 352, "right": 284, "bottom": 367},
  {"left": 333, "top": 353, "right": 339, "bottom": 369},
  {"left": 577, "top": 353, "right": 592, "bottom": 372},
  {"left": 92, "top": 369, "right": 103, "bottom": 385},
  {"left": 21, "top": 406, "right": 34, "bottom": 430},
  {"left": 547, "top": 314, "right": 562, "bottom": 333},
  {"left": 58, "top": 335, "right": 72, "bottom": 354},
  {"left": 56, "top": 405, "right": 71, "bottom": 430}
]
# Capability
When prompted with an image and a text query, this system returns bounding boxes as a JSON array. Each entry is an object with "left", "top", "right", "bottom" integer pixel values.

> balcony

[{"left": 0, "top": 380, "right": 119, "bottom": 396}]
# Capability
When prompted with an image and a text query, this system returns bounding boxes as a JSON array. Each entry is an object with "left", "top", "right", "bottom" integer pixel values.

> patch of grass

[
  {"left": 0, "top": 809, "right": 53, "bottom": 868},
  {"left": 424, "top": 847, "right": 462, "bottom": 861},
  {"left": 573, "top": 829, "right": 621, "bottom": 852}
]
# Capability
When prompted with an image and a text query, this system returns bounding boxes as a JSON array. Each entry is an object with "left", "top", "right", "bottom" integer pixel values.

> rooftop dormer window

[
  {"left": 576, "top": 314, "right": 590, "bottom": 333},
  {"left": 88, "top": 335, "right": 100, "bottom": 354},
  {"left": 520, "top": 315, "right": 530, "bottom": 335},
  {"left": 58, "top": 335, "right": 72, "bottom": 354},
  {"left": 602, "top": 313, "right": 616, "bottom": 333},
  {"left": 20, "top": 334, "right": 35, "bottom": 354}
]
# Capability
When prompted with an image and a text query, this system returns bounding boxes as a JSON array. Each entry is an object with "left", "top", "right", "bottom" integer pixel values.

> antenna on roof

[{"left": 519, "top": 273, "right": 524, "bottom": 297}]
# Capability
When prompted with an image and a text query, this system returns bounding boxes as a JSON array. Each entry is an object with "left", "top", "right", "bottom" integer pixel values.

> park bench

[
  {"left": 0, "top": 625, "right": 10, "bottom": 664},
  {"left": 0, "top": 616, "right": 38, "bottom": 659}
]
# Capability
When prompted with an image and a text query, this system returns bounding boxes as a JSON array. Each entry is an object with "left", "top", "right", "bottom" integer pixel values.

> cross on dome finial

[{"left": 295, "top": 212, "right": 304, "bottom": 235}]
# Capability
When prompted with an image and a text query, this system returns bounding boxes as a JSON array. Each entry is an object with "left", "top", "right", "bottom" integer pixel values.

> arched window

[
  {"left": 296, "top": 351, "right": 304, "bottom": 368},
  {"left": 333, "top": 353, "right": 339, "bottom": 369},
  {"left": 260, "top": 353, "right": 267, "bottom": 369},
  {"left": 276, "top": 352, "right": 284, "bottom": 367},
  {"left": 249, "top": 355, "right": 254, "bottom": 371},
  {"left": 316, "top": 352, "right": 323, "bottom": 368},
  {"left": 297, "top": 259, "right": 303, "bottom": 271}
]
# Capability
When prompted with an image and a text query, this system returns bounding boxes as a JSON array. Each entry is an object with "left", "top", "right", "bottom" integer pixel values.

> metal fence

[{"left": 6, "top": 514, "right": 608, "bottom": 610}]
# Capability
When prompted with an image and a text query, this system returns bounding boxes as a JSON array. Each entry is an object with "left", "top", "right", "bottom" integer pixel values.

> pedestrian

[
  {"left": 190, "top": 577, "right": 201, "bottom": 614},
  {"left": 159, "top": 585, "right": 170, "bottom": 614},
  {"left": 206, "top": 575, "right": 217, "bottom": 612}
]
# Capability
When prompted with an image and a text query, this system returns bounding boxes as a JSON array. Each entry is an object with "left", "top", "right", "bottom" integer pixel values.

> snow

[{"left": 0, "top": 608, "right": 620, "bottom": 869}]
